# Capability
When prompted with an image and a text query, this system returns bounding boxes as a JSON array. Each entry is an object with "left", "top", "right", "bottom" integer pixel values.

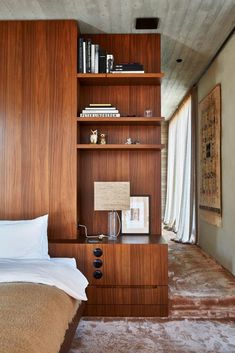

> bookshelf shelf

[
  {"left": 77, "top": 144, "right": 164, "bottom": 150},
  {"left": 77, "top": 73, "right": 164, "bottom": 85},
  {"left": 77, "top": 117, "right": 164, "bottom": 125}
]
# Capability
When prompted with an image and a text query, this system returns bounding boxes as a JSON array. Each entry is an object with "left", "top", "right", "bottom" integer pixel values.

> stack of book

[
  {"left": 78, "top": 38, "right": 110, "bottom": 74},
  {"left": 111, "top": 63, "right": 144, "bottom": 73},
  {"left": 80, "top": 104, "right": 120, "bottom": 117}
]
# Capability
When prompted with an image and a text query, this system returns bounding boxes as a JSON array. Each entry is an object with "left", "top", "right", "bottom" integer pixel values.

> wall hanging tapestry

[{"left": 199, "top": 84, "right": 221, "bottom": 225}]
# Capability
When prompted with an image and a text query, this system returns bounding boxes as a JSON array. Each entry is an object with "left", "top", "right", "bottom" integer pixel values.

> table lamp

[{"left": 94, "top": 181, "right": 130, "bottom": 239}]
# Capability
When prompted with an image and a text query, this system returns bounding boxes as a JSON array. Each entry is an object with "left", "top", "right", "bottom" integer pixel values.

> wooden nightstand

[{"left": 49, "top": 235, "right": 168, "bottom": 317}]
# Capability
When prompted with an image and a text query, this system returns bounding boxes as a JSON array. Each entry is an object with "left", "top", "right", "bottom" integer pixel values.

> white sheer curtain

[{"left": 164, "top": 95, "right": 196, "bottom": 244}]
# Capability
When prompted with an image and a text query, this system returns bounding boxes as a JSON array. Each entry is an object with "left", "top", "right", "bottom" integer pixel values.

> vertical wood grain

[
  {"left": 0, "top": 22, "right": 23, "bottom": 218},
  {"left": 0, "top": 20, "right": 77, "bottom": 238}
]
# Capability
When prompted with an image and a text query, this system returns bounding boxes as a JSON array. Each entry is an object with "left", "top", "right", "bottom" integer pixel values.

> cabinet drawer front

[
  {"left": 84, "top": 304, "right": 168, "bottom": 317},
  {"left": 85, "top": 243, "right": 168, "bottom": 286},
  {"left": 87, "top": 286, "right": 168, "bottom": 305}
]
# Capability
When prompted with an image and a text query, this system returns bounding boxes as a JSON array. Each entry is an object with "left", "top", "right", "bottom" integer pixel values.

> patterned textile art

[{"left": 199, "top": 84, "right": 221, "bottom": 215}]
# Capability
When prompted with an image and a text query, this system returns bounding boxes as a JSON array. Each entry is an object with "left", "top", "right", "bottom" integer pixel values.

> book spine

[
  {"left": 86, "top": 39, "right": 92, "bottom": 73},
  {"left": 91, "top": 44, "right": 95, "bottom": 73},
  {"left": 80, "top": 113, "right": 121, "bottom": 117},
  {"left": 89, "top": 103, "right": 112, "bottom": 107},
  {"left": 115, "top": 62, "right": 141, "bottom": 66},
  {"left": 94, "top": 44, "right": 99, "bottom": 73},
  {"left": 82, "top": 41, "right": 86, "bottom": 73},
  {"left": 99, "top": 48, "right": 107, "bottom": 73},
  {"left": 78, "top": 38, "right": 83, "bottom": 73},
  {"left": 89, "top": 106, "right": 113, "bottom": 108},
  {"left": 114, "top": 67, "right": 144, "bottom": 71},
  {"left": 115, "top": 64, "right": 143, "bottom": 67},
  {"left": 85, "top": 107, "right": 116, "bottom": 110},
  {"left": 110, "top": 71, "right": 145, "bottom": 74},
  {"left": 82, "top": 109, "right": 119, "bottom": 114}
]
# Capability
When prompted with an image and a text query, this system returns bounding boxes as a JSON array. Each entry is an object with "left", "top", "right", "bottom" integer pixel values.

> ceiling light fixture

[{"left": 135, "top": 18, "right": 159, "bottom": 30}]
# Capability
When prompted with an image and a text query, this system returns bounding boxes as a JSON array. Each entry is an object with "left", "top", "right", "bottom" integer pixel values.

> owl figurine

[{"left": 90, "top": 129, "right": 98, "bottom": 144}]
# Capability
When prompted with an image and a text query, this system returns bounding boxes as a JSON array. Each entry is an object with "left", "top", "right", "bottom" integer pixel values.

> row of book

[
  {"left": 80, "top": 104, "right": 120, "bottom": 117},
  {"left": 78, "top": 38, "right": 108, "bottom": 74},
  {"left": 78, "top": 38, "right": 145, "bottom": 74}
]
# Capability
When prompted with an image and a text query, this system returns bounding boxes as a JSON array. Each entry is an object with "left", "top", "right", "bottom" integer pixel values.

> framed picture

[
  {"left": 121, "top": 196, "right": 150, "bottom": 235},
  {"left": 199, "top": 84, "right": 222, "bottom": 226}
]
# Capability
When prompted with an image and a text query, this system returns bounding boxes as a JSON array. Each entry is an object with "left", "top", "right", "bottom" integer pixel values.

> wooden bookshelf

[
  {"left": 77, "top": 33, "right": 163, "bottom": 236},
  {"left": 75, "top": 33, "right": 168, "bottom": 317}
]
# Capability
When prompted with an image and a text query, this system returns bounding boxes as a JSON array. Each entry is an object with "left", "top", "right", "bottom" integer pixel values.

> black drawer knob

[
  {"left": 93, "top": 259, "right": 103, "bottom": 268},
  {"left": 93, "top": 270, "right": 103, "bottom": 279},
  {"left": 93, "top": 248, "right": 103, "bottom": 257}
]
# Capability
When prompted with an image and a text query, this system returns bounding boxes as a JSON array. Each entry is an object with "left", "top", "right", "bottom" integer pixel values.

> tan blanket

[{"left": 0, "top": 282, "right": 80, "bottom": 353}]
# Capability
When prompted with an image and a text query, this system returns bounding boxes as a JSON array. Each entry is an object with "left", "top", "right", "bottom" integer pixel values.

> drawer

[
  {"left": 86, "top": 285, "right": 168, "bottom": 305},
  {"left": 84, "top": 304, "right": 168, "bottom": 317},
  {"left": 85, "top": 243, "right": 168, "bottom": 286}
]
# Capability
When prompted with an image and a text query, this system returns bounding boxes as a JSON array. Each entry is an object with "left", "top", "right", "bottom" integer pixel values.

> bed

[{"left": 0, "top": 215, "right": 88, "bottom": 353}]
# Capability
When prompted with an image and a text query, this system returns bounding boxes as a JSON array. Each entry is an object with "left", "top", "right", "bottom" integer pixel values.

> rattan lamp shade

[{"left": 94, "top": 182, "right": 130, "bottom": 211}]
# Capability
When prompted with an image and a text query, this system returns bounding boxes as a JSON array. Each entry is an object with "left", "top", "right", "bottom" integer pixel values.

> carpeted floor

[
  {"left": 167, "top": 231, "right": 235, "bottom": 319},
  {"left": 70, "top": 318, "right": 235, "bottom": 353},
  {"left": 70, "top": 232, "right": 235, "bottom": 352}
]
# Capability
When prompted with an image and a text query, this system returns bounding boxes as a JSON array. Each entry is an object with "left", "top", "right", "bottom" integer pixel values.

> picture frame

[
  {"left": 198, "top": 84, "right": 222, "bottom": 226},
  {"left": 121, "top": 195, "right": 150, "bottom": 235}
]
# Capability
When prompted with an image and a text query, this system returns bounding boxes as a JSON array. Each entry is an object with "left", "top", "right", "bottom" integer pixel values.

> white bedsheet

[
  {"left": 50, "top": 257, "right": 77, "bottom": 268},
  {"left": 0, "top": 259, "right": 88, "bottom": 300}
]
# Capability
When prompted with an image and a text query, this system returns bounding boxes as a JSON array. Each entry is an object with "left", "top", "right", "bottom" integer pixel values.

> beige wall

[{"left": 197, "top": 33, "right": 235, "bottom": 275}]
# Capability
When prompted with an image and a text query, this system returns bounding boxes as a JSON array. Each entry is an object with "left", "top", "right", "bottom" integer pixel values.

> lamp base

[{"left": 108, "top": 211, "right": 119, "bottom": 239}]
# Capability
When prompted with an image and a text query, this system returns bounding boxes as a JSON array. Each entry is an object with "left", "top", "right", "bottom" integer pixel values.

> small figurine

[
  {"left": 125, "top": 137, "right": 132, "bottom": 144},
  {"left": 144, "top": 109, "right": 153, "bottom": 117},
  {"left": 90, "top": 129, "right": 98, "bottom": 144},
  {"left": 99, "top": 133, "right": 107, "bottom": 144}
]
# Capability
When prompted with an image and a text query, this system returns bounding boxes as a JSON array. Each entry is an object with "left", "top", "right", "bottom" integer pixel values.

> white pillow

[{"left": 0, "top": 215, "right": 49, "bottom": 259}]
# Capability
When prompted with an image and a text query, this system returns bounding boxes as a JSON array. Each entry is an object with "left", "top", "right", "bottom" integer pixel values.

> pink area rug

[
  {"left": 70, "top": 318, "right": 235, "bottom": 353},
  {"left": 167, "top": 233, "right": 235, "bottom": 318}
]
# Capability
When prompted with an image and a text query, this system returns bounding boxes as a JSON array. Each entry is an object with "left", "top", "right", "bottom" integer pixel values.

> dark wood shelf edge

[
  {"left": 76, "top": 144, "right": 165, "bottom": 150},
  {"left": 49, "top": 234, "right": 167, "bottom": 245},
  {"left": 77, "top": 117, "right": 164, "bottom": 125},
  {"left": 76, "top": 73, "right": 164, "bottom": 85},
  {"left": 77, "top": 73, "right": 164, "bottom": 78}
]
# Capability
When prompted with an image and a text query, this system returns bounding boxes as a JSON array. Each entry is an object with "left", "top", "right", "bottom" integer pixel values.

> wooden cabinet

[
  {"left": 49, "top": 236, "right": 168, "bottom": 317},
  {"left": 70, "top": 33, "right": 168, "bottom": 316}
]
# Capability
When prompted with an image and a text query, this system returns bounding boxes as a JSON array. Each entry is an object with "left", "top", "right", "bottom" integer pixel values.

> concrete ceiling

[{"left": 0, "top": 0, "right": 235, "bottom": 118}]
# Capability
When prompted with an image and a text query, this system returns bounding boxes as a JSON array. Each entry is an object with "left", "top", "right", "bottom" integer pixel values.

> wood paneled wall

[{"left": 0, "top": 20, "right": 77, "bottom": 239}]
